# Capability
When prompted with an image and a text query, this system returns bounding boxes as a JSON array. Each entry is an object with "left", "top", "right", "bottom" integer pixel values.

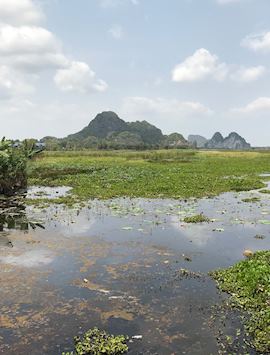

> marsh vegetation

[
  {"left": 28, "top": 149, "right": 269, "bottom": 203},
  {"left": 211, "top": 251, "right": 270, "bottom": 353}
]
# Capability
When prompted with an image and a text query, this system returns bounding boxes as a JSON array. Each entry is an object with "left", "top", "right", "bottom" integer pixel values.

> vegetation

[
  {"left": 183, "top": 213, "right": 210, "bottom": 223},
  {"left": 28, "top": 150, "right": 270, "bottom": 203},
  {"left": 62, "top": 327, "right": 128, "bottom": 355},
  {"left": 259, "top": 189, "right": 270, "bottom": 194},
  {"left": 0, "top": 138, "right": 44, "bottom": 195},
  {"left": 0, "top": 138, "right": 27, "bottom": 195},
  {"left": 242, "top": 197, "right": 261, "bottom": 203},
  {"left": 211, "top": 251, "right": 270, "bottom": 353}
]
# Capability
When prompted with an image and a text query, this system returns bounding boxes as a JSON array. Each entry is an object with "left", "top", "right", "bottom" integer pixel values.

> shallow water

[
  {"left": 27, "top": 186, "right": 72, "bottom": 200},
  {"left": 0, "top": 186, "right": 270, "bottom": 354}
]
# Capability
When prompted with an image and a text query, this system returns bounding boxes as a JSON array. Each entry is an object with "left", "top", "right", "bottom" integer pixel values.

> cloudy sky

[{"left": 1, "top": 0, "right": 270, "bottom": 145}]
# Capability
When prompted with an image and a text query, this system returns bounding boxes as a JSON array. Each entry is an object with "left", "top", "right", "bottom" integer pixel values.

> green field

[{"left": 28, "top": 149, "right": 270, "bottom": 203}]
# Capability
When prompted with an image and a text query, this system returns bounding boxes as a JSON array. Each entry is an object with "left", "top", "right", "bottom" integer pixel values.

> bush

[{"left": 0, "top": 138, "right": 27, "bottom": 195}]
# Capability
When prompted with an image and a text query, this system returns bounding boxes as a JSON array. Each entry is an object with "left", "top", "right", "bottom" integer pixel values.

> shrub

[{"left": 0, "top": 138, "right": 27, "bottom": 195}]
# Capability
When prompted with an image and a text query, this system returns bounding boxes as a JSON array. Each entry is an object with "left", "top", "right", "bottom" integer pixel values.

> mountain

[
  {"left": 41, "top": 111, "right": 187, "bottom": 150},
  {"left": 205, "top": 132, "right": 251, "bottom": 150},
  {"left": 68, "top": 111, "right": 128, "bottom": 140},
  {"left": 65, "top": 112, "right": 164, "bottom": 147},
  {"left": 222, "top": 132, "right": 251, "bottom": 150},
  {"left": 205, "top": 132, "right": 224, "bottom": 149},
  {"left": 163, "top": 133, "right": 190, "bottom": 148},
  {"left": 41, "top": 111, "right": 251, "bottom": 151},
  {"left": 188, "top": 135, "right": 208, "bottom": 148},
  {"left": 127, "top": 121, "right": 163, "bottom": 145}
]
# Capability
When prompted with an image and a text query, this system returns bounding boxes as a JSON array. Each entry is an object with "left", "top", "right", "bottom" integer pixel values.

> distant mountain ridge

[
  {"left": 68, "top": 112, "right": 128, "bottom": 140},
  {"left": 188, "top": 132, "right": 251, "bottom": 150},
  {"left": 205, "top": 132, "right": 251, "bottom": 150},
  {"left": 67, "top": 111, "right": 168, "bottom": 148},
  {"left": 188, "top": 135, "right": 208, "bottom": 148},
  {"left": 41, "top": 111, "right": 251, "bottom": 150}
]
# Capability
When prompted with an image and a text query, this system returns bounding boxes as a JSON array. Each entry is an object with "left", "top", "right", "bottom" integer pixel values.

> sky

[{"left": 1, "top": 0, "right": 270, "bottom": 145}]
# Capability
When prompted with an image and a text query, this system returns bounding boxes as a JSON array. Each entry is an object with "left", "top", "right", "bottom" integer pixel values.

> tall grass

[{"left": 39, "top": 149, "right": 197, "bottom": 162}]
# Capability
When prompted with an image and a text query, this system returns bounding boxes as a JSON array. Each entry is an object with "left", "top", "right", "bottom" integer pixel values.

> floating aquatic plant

[
  {"left": 211, "top": 251, "right": 270, "bottom": 353},
  {"left": 183, "top": 213, "right": 210, "bottom": 223},
  {"left": 62, "top": 327, "right": 128, "bottom": 355}
]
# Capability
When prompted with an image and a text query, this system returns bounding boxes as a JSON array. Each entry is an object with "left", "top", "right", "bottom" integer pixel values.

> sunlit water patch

[
  {"left": 0, "top": 250, "right": 54, "bottom": 267},
  {"left": 27, "top": 186, "right": 72, "bottom": 200}
]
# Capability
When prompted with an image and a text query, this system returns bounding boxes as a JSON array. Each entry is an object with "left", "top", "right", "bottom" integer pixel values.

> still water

[{"left": 0, "top": 185, "right": 270, "bottom": 354}]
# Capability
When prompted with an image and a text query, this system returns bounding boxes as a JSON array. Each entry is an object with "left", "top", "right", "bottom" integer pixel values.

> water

[
  {"left": 27, "top": 186, "right": 72, "bottom": 200},
  {"left": 0, "top": 186, "right": 270, "bottom": 354}
]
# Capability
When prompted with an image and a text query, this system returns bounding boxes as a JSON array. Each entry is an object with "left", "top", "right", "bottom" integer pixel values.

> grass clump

[
  {"left": 228, "top": 177, "right": 264, "bottom": 192},
  {"left": 242, "top": 197, "right": 261, "bottom": 203},
  {"left": 183, "top": 213, "right": 210, "bottom": 223},
  {"left": 211, "top": 251, "right": 270, "bottom": 353},
  {"left": 260, "top": 189, "right": 270, "bottom": 194},
  {"left": 63, "top": 327, "right": 128, "bottom": 355}
]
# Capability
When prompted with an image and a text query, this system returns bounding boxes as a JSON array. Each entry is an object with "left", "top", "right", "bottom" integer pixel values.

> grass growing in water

[
  {"left": 28, "top": 150, "right": 270, "bottom": 202},
  {"left": 183, "top": 214, "right": 210, "bottom": 223},
  {"left": 242, "top": 197, "right": 261, "bottom": 203},
  {"left": 62, "top": 327, "right": 128, "bottom": 355},
  {"left": 211, "top": 251, "right": 270, "bottom": 353},
  {"left": 260, "top": 189, "right": 270, "bottom": 194}
]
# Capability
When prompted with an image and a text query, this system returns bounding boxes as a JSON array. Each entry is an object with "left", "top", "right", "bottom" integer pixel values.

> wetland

[{"left": 0, "top": 150, "right": 270, "bottom": 354}]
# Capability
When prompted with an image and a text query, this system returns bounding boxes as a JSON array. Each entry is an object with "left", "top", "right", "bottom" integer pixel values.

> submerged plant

[
  {"left": 211, "top": 251, "right": 270, "bottom": 353},
  {"left": 62, "top": 327, "right": 129, "bottom": 355}
]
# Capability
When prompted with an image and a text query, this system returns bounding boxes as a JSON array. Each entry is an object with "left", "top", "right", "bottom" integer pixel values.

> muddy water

[{"left": 0, "top": 186, "right": 270, "bottom": 354}]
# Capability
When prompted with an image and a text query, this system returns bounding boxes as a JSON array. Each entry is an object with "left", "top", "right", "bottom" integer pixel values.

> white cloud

[
  {"left": 98, "top": 0, "right": 139, "bottom": 8},
  {"left": 108, "top": 24, "right": 124, "bottom": 40},
  {"left": 0, "top": 25, "right": 59, "bottom": 55},
  {"left": 217, "top": 0, "right": 249, "bottom": 4},
  {"left": 172, "top": 48, "right": 228, "bottom": 82},
  {"left": 120, "top": 96, "right": 214, "bottom": 136},
  {"left": 122, "top": 96, "right": 213, "bottom": 117},
  {"left": 0, "top": 65, "right": 34, "bottom": 99},
  {"left": 0, "top": 24, "right": 69, "bottom": 71},
  {"left": 233, "top": 97, "right": 270, "bottom": 114},
  {"left": 241, "top": 32, "right": 270, "bottom": 52},
  {"left": 0, "top": 0, "right": 107, "bottom": 96},
  {"left": 172, "top": 48, "right": 265, "bottom": 84},
  {"left": 54, "top": 61, "right": 108, "bottom": 93},
  {"left": 0, "top": 0, "right": 43, "bottom": 25},
  {"left": 232, "top": 66, "right": 266, "bottom": 82}
]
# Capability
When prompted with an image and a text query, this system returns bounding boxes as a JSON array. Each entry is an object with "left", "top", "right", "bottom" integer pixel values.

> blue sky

[{"left": 1, "top": 0, "right": 270, "bottom": 145}]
